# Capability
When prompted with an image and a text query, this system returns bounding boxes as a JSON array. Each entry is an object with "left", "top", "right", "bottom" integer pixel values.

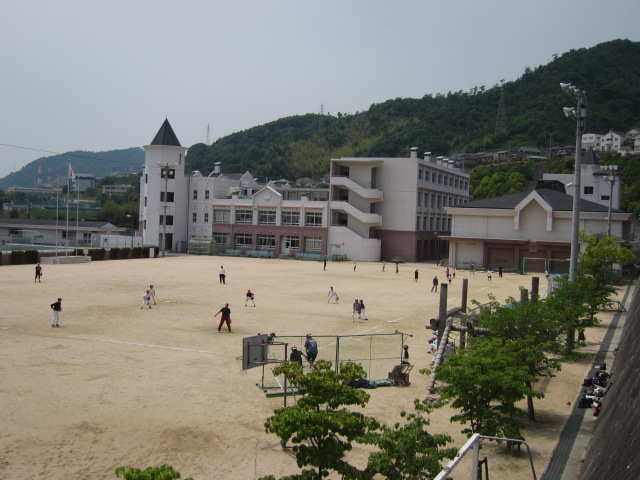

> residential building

[{"left": 543, "top": 147, "right": 620, "bottom": 209}]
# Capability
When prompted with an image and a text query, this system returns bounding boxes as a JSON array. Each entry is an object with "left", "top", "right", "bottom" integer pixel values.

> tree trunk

[{"left": 525, "top": 380, "right": 535, "bottom": 420}]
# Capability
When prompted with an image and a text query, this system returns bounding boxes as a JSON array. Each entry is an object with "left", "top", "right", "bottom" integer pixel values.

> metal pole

[
  {"left": 607, "top": 174, "right": 615, "bottom": 237},
  {"left": 569, "top": 108, "right": 583, "bottom": 282},
  {"left": 162, "top": 167, "right": 168, "bottom": 257}
]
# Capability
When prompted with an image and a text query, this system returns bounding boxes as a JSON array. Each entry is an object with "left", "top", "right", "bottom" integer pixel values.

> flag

[{"left": 68, "top": 162, "right": 75, "bottom": 180}]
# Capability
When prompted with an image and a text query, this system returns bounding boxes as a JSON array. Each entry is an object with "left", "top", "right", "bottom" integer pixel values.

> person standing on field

[
  {"left": 327, "top": 286, "right": 339, "bottom": 304},
  {"left": 359, "top": 299, "right": 368, "bottom": 320},
  {"left": 148, "top": 285, "right": 157, "bottom": 305},
  {"left": 141, "top": 290, "right": 152, "bottom": 309},
  {"left": 304, "top": 333, "right": 318, "bottom": 367},
  {"left": 245, "top": 289, "right": 256, "bottom": 307},
  {"left": 50, "top": 297, "right": 62, "bottom": 327},
  {"left": 352, "top": 298, "right": 362, "bottom": 322},
  {"left": 219, "top": 266, "right": 226, "bottom": 284},
  {"left": 431, "top": 276, "right": 439, "bottom": 292},
  {"left": 215, "top": 303, "right": 232, "bottom": 332},
  {"left": 35, "top": 263, "right": 43, "bottom": 282}
]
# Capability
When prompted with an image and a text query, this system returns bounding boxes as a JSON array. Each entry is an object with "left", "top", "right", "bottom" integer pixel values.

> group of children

[{"left": 140, "top": 285, "right": 156, "bottom": 308}]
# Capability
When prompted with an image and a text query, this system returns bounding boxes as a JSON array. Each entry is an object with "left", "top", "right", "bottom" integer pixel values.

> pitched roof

[
  {"left": 459, "top": 188, "right": 619, "bottom": 213},
  {"left": 150, "top": 119, "right": 181, "bottom": 147},
  {"left": 582, "top": 147, "right": 600, "bottom": 165}
]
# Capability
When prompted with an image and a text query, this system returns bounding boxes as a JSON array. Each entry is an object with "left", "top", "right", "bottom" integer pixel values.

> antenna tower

[
  {"left": 319, "top": 104, "right": 325, "bottom": 130},
  {"left": 495, "top": 80, "right": 506, "bottom": 134},
  {"left": 206, "top": 124, "right": 211, "bottom": 145}
]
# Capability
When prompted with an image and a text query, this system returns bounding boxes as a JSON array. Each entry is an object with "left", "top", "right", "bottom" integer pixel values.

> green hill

[
  {"left": 186, "top": 39, "right": 640, "bottom": 181},
  {"left": 0, "top": 148, "right": 144, "bottom": 190}
]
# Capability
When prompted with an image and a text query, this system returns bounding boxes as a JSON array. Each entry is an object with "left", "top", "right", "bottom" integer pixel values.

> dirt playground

[{"left": 0, "top": 255, "right": 619, "bottom": 479}]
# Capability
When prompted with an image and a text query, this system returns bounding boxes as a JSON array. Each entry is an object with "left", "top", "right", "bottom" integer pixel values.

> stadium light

[{"left": 560, "top": 82, "right": 587, "bottom": 281}]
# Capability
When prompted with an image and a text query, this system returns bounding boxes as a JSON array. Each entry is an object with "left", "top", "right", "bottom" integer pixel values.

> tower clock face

[{"left": 263, "top": 192, "right": 271, "bottom": 200}]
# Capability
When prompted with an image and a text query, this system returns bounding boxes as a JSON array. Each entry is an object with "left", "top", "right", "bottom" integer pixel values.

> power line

[{"left": 0, "top": 142, "right": 142, "bottom": 168}]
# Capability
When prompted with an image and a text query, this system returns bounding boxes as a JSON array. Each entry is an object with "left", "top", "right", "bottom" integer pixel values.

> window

[
  {"left": 601, "top": 195, "right": 610, "bottom": 201},
  {"left": 144, "top": 197, "right": 147, "bottom": 207},
  {"left": 283, "top": 235, "right": 300, "bottom": 250},
  {"left": 584, "top": 186, "right": 594, "bottom": 195},
  {"left": 235, "top": 233, "right": 252, "bottom": 248},
  {"left": 431, "top": 172, "right": 436, "bottom": 182},
  {"left": 213, "top": 209, "right": 230, "bottom": 224},
  {"left": 282, "top": 210, "right": 300, "bottom": 226},
  {"left": 160, "top": 192, "right": 175, "bottom": 202},
  {"left": 305, "top": 211, "right": 322, "bottom": 226},
  {"left": 213, "top": 233, "right": 229, "bottom": 247},
  {"left": 418, "top": 168, "right": 423, "bottom": 180},
  {"left": 192, "top": 213, "right": 197, "bottom": 223},
  {"left": 204, "top": 213, "right": 209, "bottom": 223},
  {"left": 159, "top": 215, "right": 174, "bottom": 226},
  {"left": 258, "top": 209, "right": 276, "bottom": 225},
  {"left": 305, "top": 236, "right": 322, "bottom": 252},
  {"left": 258, "top": 234, "right": 276, "bottom": 250},
  {"left": 193, "top": 190, "right": 198, "bottom": 200},
  {"left": 235, "top": 209, "right": 253, "bottom": 224},
  {"left": 205, "top": 190, "right": 210, "bottom": 200}
]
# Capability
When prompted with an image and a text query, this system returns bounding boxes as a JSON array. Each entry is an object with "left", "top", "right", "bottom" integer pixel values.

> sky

[{"left": 1, "top": 0, "right": 639, "bottom": 179}]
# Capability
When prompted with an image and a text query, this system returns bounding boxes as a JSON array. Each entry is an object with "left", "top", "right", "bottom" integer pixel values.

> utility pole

[{"left": 158, "top": 163, "right": 176, "bottom": 257}]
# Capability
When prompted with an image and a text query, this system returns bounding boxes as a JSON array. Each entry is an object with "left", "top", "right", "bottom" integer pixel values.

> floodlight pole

[
  {"left": 602, "top": 165, "right": 619, "bottom": 237},
  {"left": 560, "top": 83, "right": 587, "bottom": 282}
]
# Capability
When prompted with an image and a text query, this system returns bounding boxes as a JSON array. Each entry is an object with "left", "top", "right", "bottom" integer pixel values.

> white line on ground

[{"left": 68, "top": 335, "right": 230, "bottom": 355}]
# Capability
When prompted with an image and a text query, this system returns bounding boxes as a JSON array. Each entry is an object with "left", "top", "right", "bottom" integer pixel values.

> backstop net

[{"left": 248, "top": 332, "right": 408, "bottom": 390}]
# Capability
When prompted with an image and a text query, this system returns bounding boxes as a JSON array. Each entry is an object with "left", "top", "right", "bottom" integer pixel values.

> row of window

[
  {"left": 417, "top": 215, "right": 451, "bottom": 232},
  {"left": 213, "top": 209, "right": 323, "bottom": 226},
  {"left": 417, "top": 191, "right": 467, "bottom": 209},
  {"left": 417, "top": 168, "right": 468, "bottom": 190},
  {"left": 213, "top": 233, "right": 322, "bottom": 252}
]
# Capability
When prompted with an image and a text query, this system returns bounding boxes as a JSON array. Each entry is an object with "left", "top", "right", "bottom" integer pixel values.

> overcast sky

[{"left": 1, "top": 0, "right": 639, "bottom": 178}]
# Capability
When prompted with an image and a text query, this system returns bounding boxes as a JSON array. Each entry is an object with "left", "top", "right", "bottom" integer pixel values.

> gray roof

[
  {"left": 150, "top": 119, "right": 181, "bottom": 147},
  {"left": 460, "top": 188, "right": 620, "bottom": 213},
  {"left": 582, "top": 147, "right": 600, "bottom": 165}
]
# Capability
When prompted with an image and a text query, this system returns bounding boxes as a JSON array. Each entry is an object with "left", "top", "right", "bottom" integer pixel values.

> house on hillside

[{"left": 543, "top": 147, "right": 620, "bottom": 210}]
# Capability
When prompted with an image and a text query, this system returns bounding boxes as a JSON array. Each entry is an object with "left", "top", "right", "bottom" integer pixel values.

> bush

[
  {"left": 87, "top": 248, "right": 106, "bottom": 261},
  {"left": 130, "top": 247, "right": 144, "bottom": 259},
  {"left": 10, "top": 250, "right": 39, "bottom": 265}
]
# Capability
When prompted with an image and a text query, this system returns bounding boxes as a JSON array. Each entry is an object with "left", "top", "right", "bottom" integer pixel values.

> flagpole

[
  {"left": 55, "top": 189, "right": 59, "bottom": 258},
  {"left": 75, "top": 187, "right": 79, "bottom": 253},
  {"left": 65, "top": 185, "right": 69, "bottom": 256}
]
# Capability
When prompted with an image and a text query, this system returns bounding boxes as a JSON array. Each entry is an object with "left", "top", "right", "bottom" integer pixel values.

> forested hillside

[
  {"left": 0, "top": 148, "right": 144, "bottom": 190},
  {"left": 186, "top": 39, "right": 640, "bottom": 182}
]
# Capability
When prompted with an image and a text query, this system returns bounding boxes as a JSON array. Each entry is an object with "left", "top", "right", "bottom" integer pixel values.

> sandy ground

[{"left": 0, "top": 255, "right": 619, "bottom": 480}]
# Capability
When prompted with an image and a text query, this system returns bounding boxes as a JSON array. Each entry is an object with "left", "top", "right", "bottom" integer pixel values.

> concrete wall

[{"left": 580, "top": 277, "right": 640, "bottom": 478}]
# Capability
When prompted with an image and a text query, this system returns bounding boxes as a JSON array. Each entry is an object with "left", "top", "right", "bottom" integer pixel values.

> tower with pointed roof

[{"left": 139, "top": 119, "right": 189, "bottom": 251}]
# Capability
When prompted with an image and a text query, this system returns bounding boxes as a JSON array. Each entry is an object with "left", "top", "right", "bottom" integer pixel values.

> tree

[
  {"left": 436, "top": 337, "right": 540, "bottom": 438},
  {"left": 115, "top": 465, "right": 193, "bottom": 480},
  {"left": 263, "top": 360, "right": 379, "bottom": 480},
  {"left": 579, "top": 233, "right": 636, "bottom": 284},
  {"left": 365, "top": 397, "right": 457, "bottom": 479}
]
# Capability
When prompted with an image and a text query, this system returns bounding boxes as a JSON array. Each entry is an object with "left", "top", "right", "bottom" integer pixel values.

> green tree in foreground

[
  {"left": 115, "top": 465, "right": 193, "bottom": 480},
  {"left": 263, "top": 361, "right": 456, "bottom": 480},
  {"left": 365, "top": 397, "right": 457, "bottom": 479},
  {"left": 436, "top": 337, "right": 540, "bottom": 438},
  {"left": 263, "top": 360, "right": 379, "bottom": 480}
]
